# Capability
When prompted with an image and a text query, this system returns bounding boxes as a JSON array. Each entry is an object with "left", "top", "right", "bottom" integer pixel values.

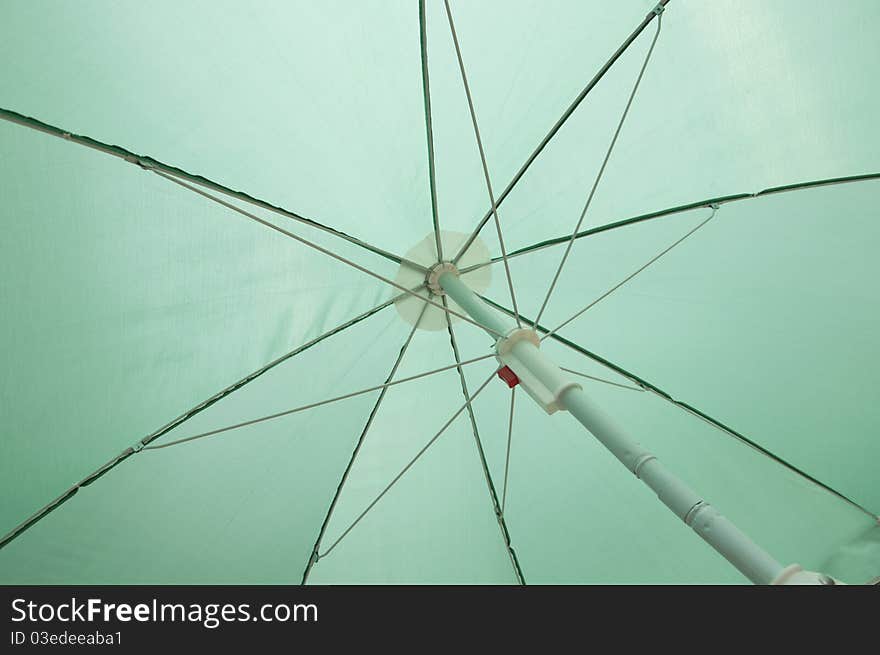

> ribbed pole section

[{"left": 559, "top": 388, "right": 783, "bottom": 584}]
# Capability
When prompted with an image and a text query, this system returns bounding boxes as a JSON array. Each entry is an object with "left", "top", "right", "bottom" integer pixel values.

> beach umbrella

[{"left": 1, "top": 0, "right": 878, "bottom": 584}]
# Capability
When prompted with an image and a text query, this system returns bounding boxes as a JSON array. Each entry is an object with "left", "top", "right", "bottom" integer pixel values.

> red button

[{"left": 497, "top": 366, "right": 520, "bottom": 388}]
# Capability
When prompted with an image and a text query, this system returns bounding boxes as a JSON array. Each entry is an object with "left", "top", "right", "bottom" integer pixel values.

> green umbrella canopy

[{"left": 1, "top": 0, "right": 878, "bottom": 584}]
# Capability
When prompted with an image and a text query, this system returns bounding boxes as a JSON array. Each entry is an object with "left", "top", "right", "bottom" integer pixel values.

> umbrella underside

[{"left": 1, "top": 1, "right": 879, "bottom": 584}]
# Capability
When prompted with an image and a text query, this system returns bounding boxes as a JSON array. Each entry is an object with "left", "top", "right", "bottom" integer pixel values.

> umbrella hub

[
  {"left": 425, "top": 261, "right": 458, "bottom": 296},
  {"left": 392, "top": 230, "right": 491, "bottom": 331}
]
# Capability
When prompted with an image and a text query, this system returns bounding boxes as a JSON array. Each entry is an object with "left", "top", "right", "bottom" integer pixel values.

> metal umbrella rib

[
  {"left": 441, "top": 296, "right": 526, "bottom": 585},
  {"left": 451, "top": 1, "right": 672, "bottom": 264},
  {"left": 143, "top": 352, "right": 496, "bottom": 452},
  {"left": 501, "top": 388, "right": 516, "bottom": 514},
  {"left": 301, "top": 303, "right": 429, "bottom": 584},
  {"left": 533, "top": 13, "right": 663, "bottom": 327},
  {"left": 540, "top": 204, "right": 717, "bottom": 343},
  {"left": 150, "top": 170, "right": 506, "bottom": 339},
  {"left": 0, "top": 107, "right": 426, "bottom": 272},
  {"left": 419, "top": 0, "right": 444, "bottom": 262},
  {"left": 317, "top": 368, "right": 500, "bottom": 560},
  {"left": 459, "top": 172, "right": 880, "bottom": 276},
  {"left": 0, "top": 291, "right": 414, "bottom": 550},
  {"left": 444, "top": 0, "right": 522, "bottom": 327}
]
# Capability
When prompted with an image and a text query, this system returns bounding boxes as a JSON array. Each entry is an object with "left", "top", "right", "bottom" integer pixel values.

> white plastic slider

[{"left": 495, "top": 328, "right": 581, "bottom": 414}]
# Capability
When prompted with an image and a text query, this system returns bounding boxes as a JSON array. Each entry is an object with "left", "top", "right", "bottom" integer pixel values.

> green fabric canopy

[{"left": 1, "top": 0, "right": 878, "bottom": 584}]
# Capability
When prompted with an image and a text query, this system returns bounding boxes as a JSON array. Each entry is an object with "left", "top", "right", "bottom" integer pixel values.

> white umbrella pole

[{"left": 439, "top": 271, "right": 837, "bottom": 585}]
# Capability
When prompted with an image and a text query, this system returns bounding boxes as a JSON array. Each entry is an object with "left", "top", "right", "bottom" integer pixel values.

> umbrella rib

[
  {"left": 443, "top": 0, "right": 521, "bottom": 327},
  {"left": 533, "top": 14, "right": 663, "bottom": 328},
  {"left": 0, "top": 107, "right": 426, "bottom": 272},
  {"left": 150, "top": 170, "right": 505, "bottom": 339},
  {"left": 441, "top": 296, "right": 526, "bottom": 584},
  {"left": 136, "top": 287, "right": 425, "bottom": 450},
  {"left": 0, "top": 292, "right": 413, "bottom": 550},
  {"left": 301, "top": 302, "right": 428, "bottom": 584},
  {"left": 540, "top": 204, "right": 716, "bottom": 342},
  {"left": 501, "top": 388, "right": 515, "bottom": 514},
  {"left": 450, "top": 1, "right": 671, "bottom": 264},
  {"left": 479, "top": 297, "right": 880, "bottom": 521},
  {"left": 458, "top": 172, "right": 880, "bottom": 275},
  {"left": 419, "top": 0, "right": 444, "bottom": 261},
  {"left": 317, "top": 368, "right": 499, "bottom": 560},
  {"left": 559, "top": 368, "right": 645, "bottom": 393},
  {"left": 143, "top": 352, "right": 496, "bottom": 451}
]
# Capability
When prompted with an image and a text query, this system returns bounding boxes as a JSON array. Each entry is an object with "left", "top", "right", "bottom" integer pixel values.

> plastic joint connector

[
  {"left": 771, "top": 564, "right": 843, "bottom": 585},
  {"left": 495, "top": 328, "right": 581, "bottom": 414}
]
